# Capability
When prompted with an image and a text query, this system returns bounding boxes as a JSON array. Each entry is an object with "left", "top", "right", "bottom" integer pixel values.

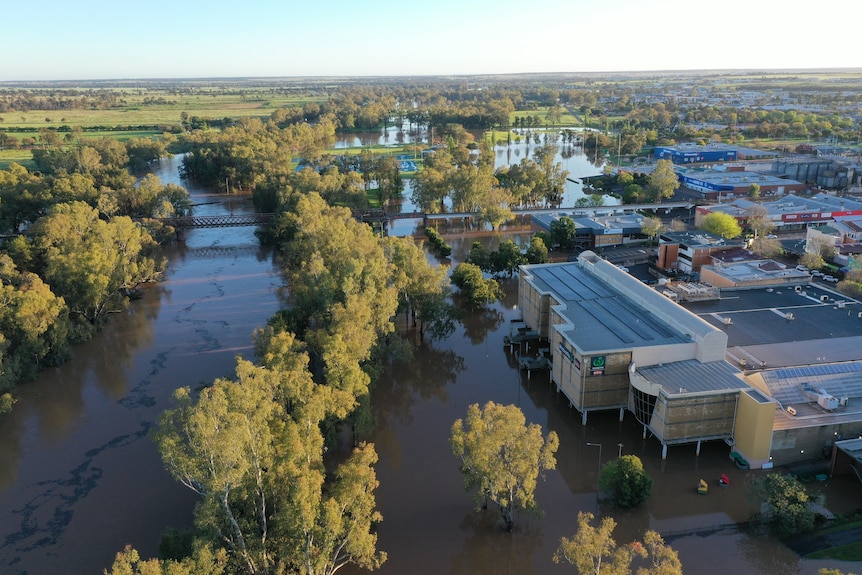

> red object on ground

[{"left": 719, "top": 473, "right": 730, "bottom": 485}]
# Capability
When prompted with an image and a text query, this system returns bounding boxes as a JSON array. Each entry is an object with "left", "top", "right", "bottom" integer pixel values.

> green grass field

[
  {"left": 511, "top": 108, "right": 580, "bottom": 126},
  {"left": 0, "top": 149, "right": 36, "bottom": 170},
  {"left": 0, "top": 89, "right": 324, "bottom": 133}
]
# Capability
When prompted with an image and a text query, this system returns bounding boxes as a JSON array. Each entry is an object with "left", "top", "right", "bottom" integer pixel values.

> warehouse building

[
  {"left": 678, "top": 170, "right": 805, "bottom": 199},
  {"left": 655, "top": 143, "right": 777, "bottom": 165}
]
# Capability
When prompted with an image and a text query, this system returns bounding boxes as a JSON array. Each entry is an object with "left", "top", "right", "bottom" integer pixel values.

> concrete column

[
  {"left": 696, "top": 440, "right": 702, "bottom": 456},
  {"left": 619, "top": 407, "right": 625, "bottom": 422},
  {"left": 661, "top": 443, "right": 668, "bottom": 460},
  {"left": 582, "top": 410, "right": 588, "bottom": 426},
  {"left": 643, "top": 425, "right": 647, "bottom": 439}
]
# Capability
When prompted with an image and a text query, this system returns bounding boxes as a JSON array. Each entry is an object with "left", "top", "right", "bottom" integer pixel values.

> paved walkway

[{"left": 784, "top": 525, "right": 862, "bottom": 555}]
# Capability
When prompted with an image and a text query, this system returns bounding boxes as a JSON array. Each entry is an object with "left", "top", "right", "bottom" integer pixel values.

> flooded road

[{"left": 0, "top": 158, "right": 858, "bottom": 574}]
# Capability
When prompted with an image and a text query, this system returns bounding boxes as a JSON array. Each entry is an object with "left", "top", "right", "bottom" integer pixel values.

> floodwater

[
  {"left": 0, "top": 155, "right": 284, "bottom": 575},
  {"left": 343, "top": 235, "right": 862, "bottom": 575},
  {"left": 333, "top": 122, "right": 620, "bottom": 235},
  {"left": 0, "top": 158, "right": 858, "bottom": 575}
]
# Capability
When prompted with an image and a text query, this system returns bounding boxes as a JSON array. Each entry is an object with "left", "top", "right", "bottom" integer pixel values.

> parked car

[
  {"left": 823, "top": 275, "right": 838, "bottom": 282},
  {"left": 796, "top": 265, "right": 810, "bottom": 273},
  {"left": 812, "top": 270, "right": 824, "bottom": 277}
]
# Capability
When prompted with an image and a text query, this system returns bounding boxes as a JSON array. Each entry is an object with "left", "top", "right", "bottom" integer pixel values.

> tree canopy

[
  {"left": 699, "top": 212, "right": 742, "bottom": 239},
  {"left": 598, "top": 455, "right": 653, "bottom": 509},
  {"left": 748, "top": 473, "right": 817, "bottom": 536},
  {"left": 646, "top": 159, "right": 679, "bottom": 202},
  {"left": 554, "top": 512, "right": 683, "bottom": 575},
  {"left": 450, "top": 401, "right": 559, "bottom": 531},
  {"left": 450, "top": 263, "right": 503, "bottom": 309}
]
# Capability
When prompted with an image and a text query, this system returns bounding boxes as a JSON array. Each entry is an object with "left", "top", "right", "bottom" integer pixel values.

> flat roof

[
  {"left": 682, "top": 283, "right": 862, "bottom": 357},
  {"left": 660, "top": 230, "right": 734, "bottom": 248},
  {"left": 704, "top": 194, "right": 856, "bottom": 219},
  {"left": 683, "top": 171, "right": 799, "bottom": 187},
  {"left": 680, "top": 283, "right": 862, "bottom": 428},
  {"left": 703, "top": 262, "right": 810, "bottom": 283},
  {"left": 835, "top": 438, "right": 862, "bottom": 466},
  {"left": 524, "top": 261, "right": 691, "bottom": 353}
]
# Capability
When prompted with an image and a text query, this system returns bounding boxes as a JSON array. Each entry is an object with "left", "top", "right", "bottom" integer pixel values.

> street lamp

[
  {"left": 617, "top": 443, "right": 624, "bottom": 458},
  {"left": 586, "top": 442, "right": 602, "bottom": 515}
]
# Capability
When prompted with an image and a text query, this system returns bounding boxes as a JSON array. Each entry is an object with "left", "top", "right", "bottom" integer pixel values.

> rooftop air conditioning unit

[
  {"left": 786, "top": 406, "right": 797, "bottom": 416},
  {"left": 723, "top": 317, "right": 732, "bottom": 325},
  {"left": 858, "top": 312, "right": 862, "bottom": 319},
  {"left": 795, "top": 285, "right": 802, "bottom": 292},
  {"left": 821, "top": 295, "right": 829, "bottom": 302}
]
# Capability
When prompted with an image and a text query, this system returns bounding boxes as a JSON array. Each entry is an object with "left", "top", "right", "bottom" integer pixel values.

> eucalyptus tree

[
  {"left": 29, "top": 201, "right": 164, "bottom": 325},
  {"left": 278, "top": 193, "right": 398, "bottom": 398},
  {"left": 382, "top": 235, "right": 455, "bottom": 340},
  {"left": 411, "top": 149, "right": 457, "bottom": 213},
  {"left": 155, "top": 342, "right": 387, "bottom": 575},
  {"left": 450, "top": 401, "right": 559, "bottom": 531},
  {"left": 647, "top": 159, "right": 680, "bottom": 202}
]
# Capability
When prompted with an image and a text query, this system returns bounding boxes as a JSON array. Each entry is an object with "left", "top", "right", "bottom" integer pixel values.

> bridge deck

[{"left": 160, "top": 213, "right": 274, "bottom": 228}]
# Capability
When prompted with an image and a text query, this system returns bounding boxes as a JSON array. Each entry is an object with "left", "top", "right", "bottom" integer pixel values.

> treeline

[
  {"left": 110, "top": 198, "right": 455, "bottom": 575},
  {"left": 3, "top": 75, "right": 861, "bottom": 147},
  {"left": 0, "top": 90, "right": 122, "bottom": 112},
  {"left": 0, "top": 137, "right": 189, "bottom": 414}
]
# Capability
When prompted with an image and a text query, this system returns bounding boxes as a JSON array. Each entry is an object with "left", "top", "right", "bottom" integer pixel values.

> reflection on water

[
  {"left": 0, "top": 156, "right": 285, "bottom": 575},
  {"left": 347, "top": 230, "right": 861, "bottom": 575},
  {"left": 1, "top": 151, "right": 857, "bottom": 574}
]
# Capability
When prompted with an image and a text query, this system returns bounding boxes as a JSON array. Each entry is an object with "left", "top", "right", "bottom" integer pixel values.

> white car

[
  {"left": 812, "top": 270, "right": 824, "bottom": 277},
  {"left": 796, "top": 265, "right": 809, "bottom": 273},
  {"left": 823, "top": 275, "right": 839, "bottom": 282}
]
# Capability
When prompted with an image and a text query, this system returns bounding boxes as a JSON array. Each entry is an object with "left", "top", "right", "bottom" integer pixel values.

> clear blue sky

[{"left": 4, "top": 0, "right": 859, "bottom": 81}]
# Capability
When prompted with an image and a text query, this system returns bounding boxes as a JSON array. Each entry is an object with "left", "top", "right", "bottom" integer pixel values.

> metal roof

[
  {"left": 759, "top": 362, "right": 862, "bottom": 405},
  {"left": 525, "top": 261, "right": 690, "bottom": 353},
  {"left": 636, "top": 359, "right": 748, "bottom": 396}
]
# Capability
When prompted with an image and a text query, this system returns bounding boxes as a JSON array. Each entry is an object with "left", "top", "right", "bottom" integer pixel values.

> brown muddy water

[{"left": 0, "top": 159, "right": 859, "bottom": 574}]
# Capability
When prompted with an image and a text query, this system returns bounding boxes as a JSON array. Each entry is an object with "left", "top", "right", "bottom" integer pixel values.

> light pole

[
  {"left": 586, "top": 442, "right": 602, "bottom": 515},
  {"left": 618, "top": 443, "right": 624, "bottom": 458}
]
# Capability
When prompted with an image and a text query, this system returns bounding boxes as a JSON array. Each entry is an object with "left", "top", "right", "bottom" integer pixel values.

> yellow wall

[{"left": 733, "top": 390, "right": 775, "bottom": 468}]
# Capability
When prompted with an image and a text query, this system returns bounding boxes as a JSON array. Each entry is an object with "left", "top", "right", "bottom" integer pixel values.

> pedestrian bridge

[{"left": 159, "top": 213, "right": 275, "bottom": 228}]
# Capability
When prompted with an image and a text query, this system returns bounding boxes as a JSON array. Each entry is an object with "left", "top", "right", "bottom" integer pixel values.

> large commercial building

[
  {"left": 696, "top": 194, "right": 862, "bottom": 232},
  {"left": 654, "top": 143, "right": 777, "bottom": 165},
  {"left": 518, "top": 252, "right": 862, "bottom": 469},
  {"left": 678, "top": 169, "right": 805, "bottom": 199}
]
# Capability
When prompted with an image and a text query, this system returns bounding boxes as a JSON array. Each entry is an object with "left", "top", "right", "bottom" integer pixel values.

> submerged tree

[
  {"left": 748, "top": 473, "right": 817, "bottom": 536},
  {"left": 598, "top": 455, "right": 653, "bottom": 509},
  {"left": 155, "top": 348, "right": 387, "bottom": 575},
  {"left": 450, "top": 263, "right": 503, "bottom": 309},
  {"left": 450, "top": 401, "right": 559, "bottom": 531},
  {"left": 554, "top": 512, "right": 683, "bottom": 575}
]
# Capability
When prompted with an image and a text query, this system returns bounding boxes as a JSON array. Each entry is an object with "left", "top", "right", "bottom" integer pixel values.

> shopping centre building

[{"left": 518, "top": 252, "right": 862, "bottom": 468}]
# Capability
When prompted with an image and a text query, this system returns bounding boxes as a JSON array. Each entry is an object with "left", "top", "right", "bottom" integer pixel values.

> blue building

[{"left": 655, "top": 144, "right": 737, "bottom": 164}]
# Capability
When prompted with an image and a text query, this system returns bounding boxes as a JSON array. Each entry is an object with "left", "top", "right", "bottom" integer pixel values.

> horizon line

[{"left": 3, "top": 67, "right": 862, "bottom": 84}]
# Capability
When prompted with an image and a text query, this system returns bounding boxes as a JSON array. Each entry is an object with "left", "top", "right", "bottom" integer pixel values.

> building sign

[
  {"left": 559, "top": 342, "right": 574, "bottom": 364},
  {"left": 783, "top": 212, "right": 826, "bottom": 222},
  {"left": 589, "top": 355, "right": 606, "bottom": 376}
]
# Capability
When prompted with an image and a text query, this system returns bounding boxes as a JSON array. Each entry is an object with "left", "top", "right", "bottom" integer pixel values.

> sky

[{"left": 3, "top": 0, "right": 859, "bottom": 81}]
